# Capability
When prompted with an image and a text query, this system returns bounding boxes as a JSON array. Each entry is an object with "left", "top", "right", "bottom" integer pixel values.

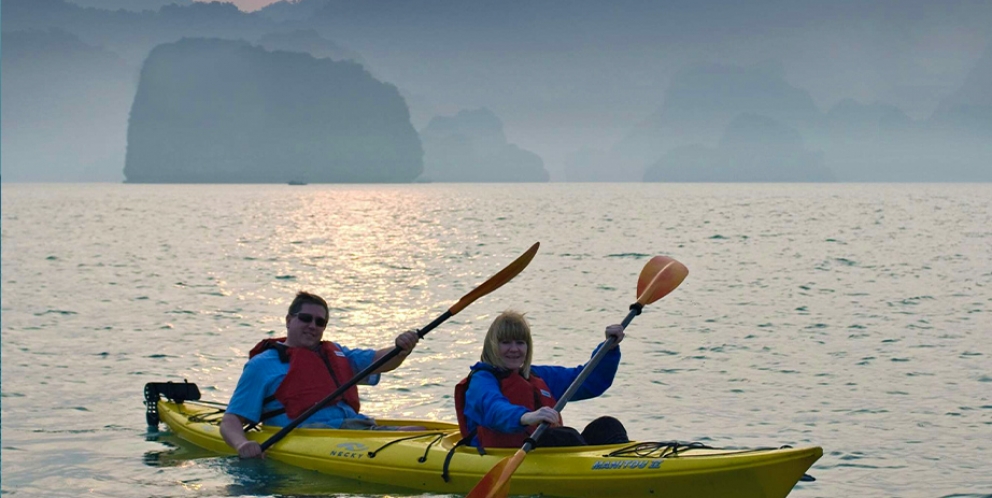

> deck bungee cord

[
  {"left": 605, "top": 441, "right": 714, "bottom": 458},
  {"left": 187, "top": 408, "right": 226, "bottom": 425},
  {"left": 603, "top": 441, "right": 816, "bottom": 482},
  {"left": 366, "top": 432, "right": 449, "bottom": 462}
]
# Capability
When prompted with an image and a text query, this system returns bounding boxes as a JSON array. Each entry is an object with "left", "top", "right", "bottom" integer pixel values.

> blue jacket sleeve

[
  {"left": 464, "top": 370, "right": 530, "bottom": 435},
  {"left": 530, "top": 342, "right": 620, "bottom": 402}
]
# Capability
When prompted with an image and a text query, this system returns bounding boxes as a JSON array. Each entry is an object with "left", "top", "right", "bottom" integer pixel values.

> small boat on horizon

[{"left": 287, "top": 181, "right": 308, "bottom": 186}]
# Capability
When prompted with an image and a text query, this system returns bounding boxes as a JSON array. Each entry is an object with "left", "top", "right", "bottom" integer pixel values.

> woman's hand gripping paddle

[
  {"left": 259, "top": 242, "right": 540, "bottom": 452},
  {"left": 466, "top": 256, "right": 688, "bottom": 498}
]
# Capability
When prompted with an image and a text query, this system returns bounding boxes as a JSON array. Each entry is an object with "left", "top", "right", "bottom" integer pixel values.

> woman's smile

[{"left": 499, "top": 339, "right": 527, "bottom": 371}]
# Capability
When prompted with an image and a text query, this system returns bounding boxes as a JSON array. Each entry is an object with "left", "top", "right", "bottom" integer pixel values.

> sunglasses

[{"left": 294, "top": 312, "right": 328, "bottom": 327}]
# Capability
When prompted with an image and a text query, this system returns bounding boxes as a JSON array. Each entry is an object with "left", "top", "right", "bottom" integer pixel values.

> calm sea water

[{"left": 2, "top": 183, "right": 990, "bottom": 498}]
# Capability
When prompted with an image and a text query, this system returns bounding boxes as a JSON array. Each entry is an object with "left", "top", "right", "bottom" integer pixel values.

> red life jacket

[
  {"left": 454, "top": 367, "right": 560, "bottom": 448},
  {"left": 249, "top": 338, "right": 360, "bottom": 420}
]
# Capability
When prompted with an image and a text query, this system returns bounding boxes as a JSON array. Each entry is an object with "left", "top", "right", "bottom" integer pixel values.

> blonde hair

[{"left": 480, "top": 310, "right": 534, "bottom": 377}]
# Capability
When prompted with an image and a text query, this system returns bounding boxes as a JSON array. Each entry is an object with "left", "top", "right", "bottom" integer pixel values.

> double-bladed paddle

[
  {"left": 259, "top": 242, "right": 541, "bottom": 451},
  {"left": 466, "top": 255, "right": 689, "bottom": 498}
]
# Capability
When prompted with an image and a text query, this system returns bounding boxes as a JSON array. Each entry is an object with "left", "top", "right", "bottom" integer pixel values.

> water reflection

[
  {"left": 144, "top": 429, "right": 443, "bottom": 497},
  {"left": 144, "top": 431, "right": 219, "bottom": 467},
  {"left": 270, "top": 188, "right": 445, "bottom": 347}
]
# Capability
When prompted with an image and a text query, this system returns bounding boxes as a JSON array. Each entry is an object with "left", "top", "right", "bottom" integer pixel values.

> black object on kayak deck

[{"left": 144, "top": 380, "right": 201, "bottom": 426}]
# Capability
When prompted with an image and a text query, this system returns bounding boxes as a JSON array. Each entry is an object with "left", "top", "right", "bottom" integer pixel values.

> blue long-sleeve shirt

[{"left": 461, "top": 342, "right": 620, "bottom": 445}]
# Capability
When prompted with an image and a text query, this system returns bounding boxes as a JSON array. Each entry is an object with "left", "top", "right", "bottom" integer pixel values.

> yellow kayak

[{"left": 150, "top": 396, "right": 821, "bottom": 498}]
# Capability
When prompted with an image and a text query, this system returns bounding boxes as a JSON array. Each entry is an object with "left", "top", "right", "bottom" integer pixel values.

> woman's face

[{"left": 498, "top": 339, "right": 528, "bottom": 372}]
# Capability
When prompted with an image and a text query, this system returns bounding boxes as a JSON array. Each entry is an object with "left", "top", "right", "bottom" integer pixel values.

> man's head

[{"left": 285, "top": 291, "right": 329, "bottom": 349}]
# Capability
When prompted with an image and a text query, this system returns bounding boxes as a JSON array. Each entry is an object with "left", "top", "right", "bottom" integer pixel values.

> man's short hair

[{"left": 288, "top": 291, "right": 329, "bottom": 317}]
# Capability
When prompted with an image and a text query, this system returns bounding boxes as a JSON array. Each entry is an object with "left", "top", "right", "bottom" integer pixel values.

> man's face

[{"left": 285, "top": 303, "right": 328, "bottom": 349}]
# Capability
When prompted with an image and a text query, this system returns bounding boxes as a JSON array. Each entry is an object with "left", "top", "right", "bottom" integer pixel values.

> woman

[{"left": 454, "top": 311, "right": 629, "bottom": 449}]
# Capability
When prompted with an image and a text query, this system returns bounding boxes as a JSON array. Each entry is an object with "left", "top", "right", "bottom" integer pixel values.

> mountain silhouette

[
  {"left": 1, "top": 28, "right": 133, "bottom": 181},
  {"left": 419, "top": 108, "right": 548, "bottom": 182},
  {"left": 66, "top": 0, "right": 193, "bottom": 11},
  {"left": 644, "top": 113, "right": 832, "bottom": 182},
  {"left": 256, "top": 29, "right": 366, "bottom": 66},
  {"left": 596, "top": 62, "right": 822, "bottom": 181},
  {"left": 125, "top": 38, "right": 422, "bottom": 183}
]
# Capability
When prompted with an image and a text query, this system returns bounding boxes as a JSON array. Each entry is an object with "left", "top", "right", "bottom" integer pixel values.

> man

[{"left": 220, "top": 291, "right": 420, "bottom": 458}]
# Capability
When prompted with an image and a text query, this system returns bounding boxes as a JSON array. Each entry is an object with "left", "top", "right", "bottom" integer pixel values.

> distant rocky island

[
  {"left": 590, "top": 58, "right": 992, "bottom": 183},
  {"left": 124, "top": 38, "right": 422, "bottom": 183},
  {"left": 1, "top": 28, "right": 133, "bottom": 181},
  {"left": 419, "top": 108, "right": 549, "bottom": 182},
  {"left": 645, "top": 113, "right": 832, "bottom": 182}
]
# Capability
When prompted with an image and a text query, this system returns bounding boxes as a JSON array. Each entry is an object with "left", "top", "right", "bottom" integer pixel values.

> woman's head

[{"left": 481, "top": 310, "right": 534, "bottom": 377}]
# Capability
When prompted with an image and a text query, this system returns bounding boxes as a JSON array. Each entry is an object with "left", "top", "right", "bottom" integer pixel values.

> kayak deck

[{"left": 154, "top": 399, "right": 821, "bottom": 498}]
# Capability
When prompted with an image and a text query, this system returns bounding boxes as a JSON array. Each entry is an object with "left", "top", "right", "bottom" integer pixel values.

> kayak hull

[{"left": 156, "top": 400, "right": 821, "bottom": 498}]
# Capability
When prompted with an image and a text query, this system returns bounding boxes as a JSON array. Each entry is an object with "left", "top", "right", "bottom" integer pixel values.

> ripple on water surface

[{"left": 1, "top": 183, "right": 990, "bottom": 498}]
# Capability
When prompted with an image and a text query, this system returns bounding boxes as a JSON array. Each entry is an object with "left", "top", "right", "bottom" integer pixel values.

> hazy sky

[
  {"left": 5, "top": 0, "right": 990, "bottom": 182},
  {"left": 194, "top": 0, "right": 278, "bottom": 12}
]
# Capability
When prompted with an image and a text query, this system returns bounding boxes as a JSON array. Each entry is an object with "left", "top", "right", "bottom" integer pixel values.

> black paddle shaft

[
  {"left": 523, "top": 303, "right": 644, "bottom": 452},
  {"left": 259, "top": 310, "right": 452, "bottom": 451}
]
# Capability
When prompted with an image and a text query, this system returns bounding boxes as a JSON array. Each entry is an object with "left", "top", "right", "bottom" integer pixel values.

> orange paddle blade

[
  {"left": 449, "top": 242, "right": 540, "bottom": 315},
  {"left": 636, "top": 256, "right": 688, "bottom": 305},
  {"left": 466, "top": 449, "right": 527, "bottom": 498}
]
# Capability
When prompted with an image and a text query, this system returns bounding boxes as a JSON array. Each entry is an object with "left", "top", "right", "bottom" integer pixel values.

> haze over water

[{"left": 1, "top": 183, "right": 990, "bottom": 498}]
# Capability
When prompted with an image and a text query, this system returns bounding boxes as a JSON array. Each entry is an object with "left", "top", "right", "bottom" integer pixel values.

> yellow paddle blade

[
  {"left": 466, "top": 449, "right": 527, "bottom": 498},
  {"left": 449, "top": 242, "right": 540, "bottom": 315},
  {"left": 636, "top": 256, "right": 688, "bottom": 305}
]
